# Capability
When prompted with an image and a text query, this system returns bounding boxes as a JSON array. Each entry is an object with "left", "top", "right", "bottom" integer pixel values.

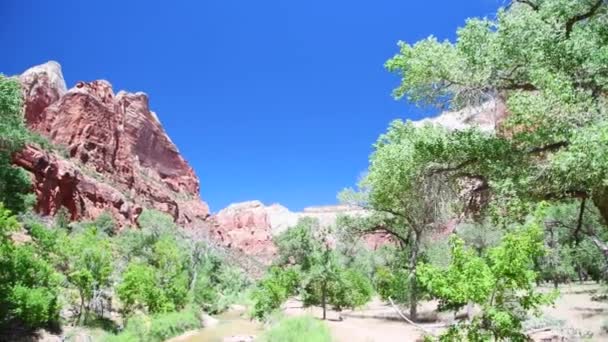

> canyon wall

[{"left": 14, "top": 61, "right": 209, "bottom": 227}]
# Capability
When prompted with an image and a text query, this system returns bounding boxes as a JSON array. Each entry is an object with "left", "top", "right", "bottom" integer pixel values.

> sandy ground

[
  {"left": 283, "top": 298, "right": 446, "bottom": 342},
  {"left": 283, "top": 283, "right": 608, "bottom": 342},
  {"left": 176, "top": 282, "right": 608, "bottom": 342},
  {"left": 531, "top": 283, "right": 608, "bottom": 340}
]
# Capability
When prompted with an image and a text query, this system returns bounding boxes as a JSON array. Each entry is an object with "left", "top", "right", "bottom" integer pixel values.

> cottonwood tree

[
  {"left": 383, "top": 0, "right": 608, "bottom": 271},
  {"left": 340, "top": 123, "right": 457, "bottom": 321},
  {"left": 418, "top": 207, "right": 555, "bottom": 341},
  {"left": 253, "top": 218, "right": 372, "bottom": 320}
]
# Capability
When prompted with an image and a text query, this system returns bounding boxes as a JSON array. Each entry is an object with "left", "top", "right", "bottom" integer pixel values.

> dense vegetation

[
  {"left": 251, "top": 218, "right": 373, "bottom": 320},
  {"left": 341, "top": 0, "right": 608, "bottom": 339},
  {"left": 259, "top": 315, "right": 332, "bottom": 342},
  {"left": 2, "top": 0, "right": 608, "bottom": 341}
]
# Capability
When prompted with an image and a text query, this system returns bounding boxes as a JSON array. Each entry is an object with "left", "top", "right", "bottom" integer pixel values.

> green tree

[
  {"left": 64, "top": 226, "right": 113, "bottom": 323},
  {"left": 262, "top": 218, "right": 372, "bottom": 320},
  {"left": 0, "top": 76, "right": 34, "bottom": 214},
  {"left": 251, "top": 266, "right": 300, "bottom": 320},
  {"left": 117, "top": 262, "right": 158, "bottom": 321},
  {"left": 0, "top": 204, "right": 60, "bottom": 329},
  {"left": 418, "top": 206, "right": 556, "bottom": 341},
  {"left": 116, "top": 221, "right": 193, "bottom": 319},
  {"left": 339, "top": 122, "right": 456, "bottom": 320},
  {"left": 384, "top": 0, "right": 608, "bottom": 245}
]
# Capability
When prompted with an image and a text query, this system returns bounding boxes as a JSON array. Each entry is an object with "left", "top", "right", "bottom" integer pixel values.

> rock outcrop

[
  {"left": 210, "top": 200, "right": 389, "bottom": 258},
  {"left": 14, "top": 61, "right": 209, "bottom": 227},
  {"left": 413, "top": 100, "right": 507, "bottom": 133}
]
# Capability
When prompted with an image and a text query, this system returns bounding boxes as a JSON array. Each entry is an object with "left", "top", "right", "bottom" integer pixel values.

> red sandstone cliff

[
  {"left": 14, "top": 61, "right": 209, "bottom": 227},
  {"left": 209, "top": 200, "right": 391, "bottom": 258}
]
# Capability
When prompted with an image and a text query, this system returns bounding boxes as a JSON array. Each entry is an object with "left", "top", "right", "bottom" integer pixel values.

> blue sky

[{"left": 1, "top": 1, "right": 502, "bottom": 212}]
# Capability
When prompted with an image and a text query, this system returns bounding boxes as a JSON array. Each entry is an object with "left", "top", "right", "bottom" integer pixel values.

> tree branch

[
  {"left": 503, "top": 82, "right": 538, "bottom": 91},
  {"left": 574, "top": 197, "right": 586, "bottom": 245},
  {"left": 513, "top": 0, "right": 539, "bottom": 11},
  {"left": 427, "top": 159, "right": 477, "bottom": 176},
  {"left": 527, "top": 141, "right": 569, "bottom": 154},
  {"left": 565, "top": 0, "right": 604, "bottom": 38}
]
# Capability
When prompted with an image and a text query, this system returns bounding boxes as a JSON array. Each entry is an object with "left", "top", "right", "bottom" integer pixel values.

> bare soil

[
  {"left": 173, "top": 282, "right": 608, "bottom": 342},
  {"left": 283, "top": 283, "right": 608, "bottom": 342}
]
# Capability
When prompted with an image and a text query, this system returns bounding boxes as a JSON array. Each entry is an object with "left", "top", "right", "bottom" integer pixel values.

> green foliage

[
  {"left": 259, "top": 218, "right": 374, "bottom": 320},
  {"left": 274, "top": 217, "right": 320, "bottom": 271},
  {"left": 117, "top": 248, "right": 188, "bottom": 316},
  {"left": 0, "top": 75, "right": 28, "bottom": 151},
  {"left": 0, "top": 76, "right": 34, "bottom": 214},
  {"left": 259, "top": 315, "right": 332, "bottom": 342},
  {"left": 115, "top": 210, "right": 194, "bottom": 318},
  {"left": 55, "top": 207, "right": 71, "bottom": 231},
  {"left": 104, "top": 309, "right": 200, "bottom": 342},
  {"left": 147, "top": 309, "right": 200, "bottom": 342},
  {"left": 0, "top": 204, "right": 60, "bottom": 328},
  {"left": 419, "top": 206, "right": 556, "bottom": 341},
  {"left": 251, "top": 266, "right": 300, "bottom": 320},
  {"left": 63, "top": 226, "right": 113, "bottom": 323},
  {"left": 192, "top": 254, "right": 251, "bottom": 314},
  {"left": 384, "top": 0, "right": 608, "bottom": 224},
  {"left": 339, "top": 121, "right": 459, "bottom": 319},
  {"left": 374, "top": 266, "right": 412, "bottom": 304},
  {"left": 457, "top": 220, "right": 503, "bottom": 256},
  {"left": 327, "top": 268, "right": 373, "bottom": 310},
  {"left": 117, "top": 262, "right": 158, "bottom": 318}
]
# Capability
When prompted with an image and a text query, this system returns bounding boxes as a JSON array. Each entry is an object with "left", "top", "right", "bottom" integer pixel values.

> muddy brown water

[{"left": 179, "top": 310, "right": 263, "bottom": 342}]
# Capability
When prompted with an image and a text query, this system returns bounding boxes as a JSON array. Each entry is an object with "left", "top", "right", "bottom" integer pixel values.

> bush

[
  {"left": 374, "top": 266, "right": 410, "bottom": 303},
  {"left": 104, "top": 309, "right": 200, "bottom": 342},
  {"left": 148, "top": 309, "right": 200, "bottom": 341},
  {"left": 251, "top": 267, "right": 300, "bottom": 320},
  {"left": 0, "top": 205, "right": 61, "bottom": 329},
  {"left": 193, "top": 263, "right": 250, "bottom": 314},
  {"left": 330, "top": 269, "right": 373, "bottom": 310},
  {"left": 259, "top": 315, "right": 332, "bottom": 342}
]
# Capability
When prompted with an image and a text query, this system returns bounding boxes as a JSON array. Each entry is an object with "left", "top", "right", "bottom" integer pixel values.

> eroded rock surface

[
  {"left": 210, "top": 200, "right": 389, "bottom": 258},
  {"left": 14, "top": 61, "right": 209, "bottom": 227}
]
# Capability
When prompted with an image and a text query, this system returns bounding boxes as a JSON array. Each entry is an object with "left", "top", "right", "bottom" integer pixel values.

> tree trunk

[
  {"left": 78, "top": 291, "right": 85, "bottom": 324},
  {"left": 593, "top": 192, "right": 608, "bottom": 226},
  {"left": 322, "top": 280, "right": 327, "bottom": 320},
  {"left": 408, "top": 231, "right": 421, "bottom": 321},
  {"left": 589, "top": 236, "right": 608, "bottom": 277}
]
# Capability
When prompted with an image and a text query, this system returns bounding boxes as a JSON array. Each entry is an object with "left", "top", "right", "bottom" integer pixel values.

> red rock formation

[
  {"left": 210, "top": 201, "right": 391, "bottom": 259},
  {"left": 15, "top": 61, "right": 209, "bottom": 227}
]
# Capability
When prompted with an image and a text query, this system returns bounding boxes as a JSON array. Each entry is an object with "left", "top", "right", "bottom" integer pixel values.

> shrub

[
  {"left": 374, "top": 266, "right": 410, "bottom": 303},
  {"left": 193, "top": 263, "right": 250, "bottom": 314},
  {"left": 330, "top": 269, "right": 373, "bottom": 310},
  {"left": 259, "top": 315, "right": 332, "bottom": 342},
  {"left": 104, "top": 309, "right": 200, "bottom": 342},
  {"left": 251, "top": 267, "right": 300, "bottom": 320},
  {"left": 0, "top": 205, "right": 61, "bottom": 329},
  {"left": 148, "top": 309, "right": 200, "bottom": 341}
]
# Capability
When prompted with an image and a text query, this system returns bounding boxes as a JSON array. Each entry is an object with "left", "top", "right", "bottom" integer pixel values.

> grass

[
  {"left": 102, "top": 308, "right": 201, "bottom": 342},
  {"left": 259, "top": 315, "right": 332, "bottom": 342}
]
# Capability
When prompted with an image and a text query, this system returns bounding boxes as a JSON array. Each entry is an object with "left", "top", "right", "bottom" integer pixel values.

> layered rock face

[
  {"left": 210, "top": 200, "right": 389, "bottom": 258},
  {"left": 14, "top": 61, "right": 209, "bottom": 226}
]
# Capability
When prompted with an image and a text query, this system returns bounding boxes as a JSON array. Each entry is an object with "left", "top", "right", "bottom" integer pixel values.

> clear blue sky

[{"left": 1, "top": 1, "right": 502, "bottom": 212}]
